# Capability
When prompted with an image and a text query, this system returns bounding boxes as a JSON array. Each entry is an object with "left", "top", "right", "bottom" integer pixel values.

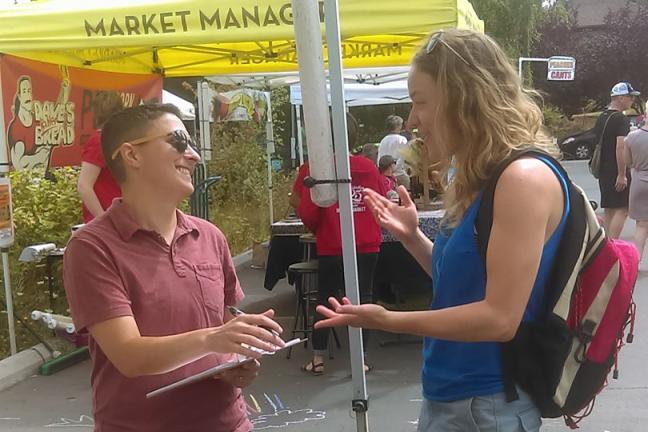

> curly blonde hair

[{"left": 412, "top": 29, "right": 557, "bottom": 227}]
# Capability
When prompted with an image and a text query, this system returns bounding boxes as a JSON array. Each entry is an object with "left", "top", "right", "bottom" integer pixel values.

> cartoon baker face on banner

[
  {"left": 2, "top": 56, "right": 163, "bottom": 170},
  {"left": 6, "top": 66, "right": 73, "bottom": 172}
]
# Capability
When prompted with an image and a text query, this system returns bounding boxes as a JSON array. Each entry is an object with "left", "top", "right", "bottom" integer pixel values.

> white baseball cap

[{"left": 611, "top": 82, "right": 640, "bottom": 97}]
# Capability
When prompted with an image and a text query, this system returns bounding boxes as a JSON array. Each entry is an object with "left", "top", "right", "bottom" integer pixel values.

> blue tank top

[{"left": 422, "top": 156, "right": 571, "bottom": 401}]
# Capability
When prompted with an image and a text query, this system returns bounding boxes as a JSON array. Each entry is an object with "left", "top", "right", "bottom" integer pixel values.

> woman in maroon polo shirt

[{"left": 77, "top": 91, "right": 124, "bottom": 223}]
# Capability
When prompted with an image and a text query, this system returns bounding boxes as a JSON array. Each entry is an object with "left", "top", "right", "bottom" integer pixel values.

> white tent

[
  {"left": 289, "top": 80, "right": 410, "bottom": 107},
  {"left": 162, "top": 90, "right": 195, "bottom": 121},
  {"left": 288, "top": 78, "right": 410, "bottom": 165},
  {"left": 207, "top": 66, "right": 410, "bottom": 88}
]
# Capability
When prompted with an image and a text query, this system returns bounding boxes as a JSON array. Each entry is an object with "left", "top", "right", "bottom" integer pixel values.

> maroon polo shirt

[{"left": 63, "top": 200, "right": 250, "bottom": 432}]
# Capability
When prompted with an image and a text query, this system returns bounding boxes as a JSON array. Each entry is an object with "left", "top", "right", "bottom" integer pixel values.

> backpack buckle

[{"left": 574, "top": 319, "right": 596, "bottom": 363}]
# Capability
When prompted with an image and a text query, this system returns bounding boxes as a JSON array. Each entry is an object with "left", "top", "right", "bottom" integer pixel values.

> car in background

[
  {"left": 559, "top": 128, "right": 597, "bottom": 160},
  {"left": 559, "top": 101, "right": 645, "bottom": 160}
]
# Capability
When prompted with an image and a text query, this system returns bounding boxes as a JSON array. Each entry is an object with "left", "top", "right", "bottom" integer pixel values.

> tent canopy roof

[
  {"left": 0, "top": 0, "right": 483, "bottom": 77},
  {"left": 206, "top": 66, "right": 410, "bottom": 88},
  {"left": 290, "top": 80, "right": 410, "bottom": 107}
]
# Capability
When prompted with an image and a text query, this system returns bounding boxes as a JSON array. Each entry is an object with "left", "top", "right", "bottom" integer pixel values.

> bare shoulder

[
  {"left": 492, "top": 157, "right": 564, "bottom": 229},
  {"left": 496, "top": 157, "right": 562, "bottom": 198}
]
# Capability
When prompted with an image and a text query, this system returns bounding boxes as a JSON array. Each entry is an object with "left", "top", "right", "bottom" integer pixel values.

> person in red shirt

[
  {"left": 77, "top": 91, "right": 125, "bottom": 223},
  {"left": 64, "top": 104, "right": 285, "bottom": 431},
  {"left": 294, "top": 113, "right": 388, "bottom": 375}
]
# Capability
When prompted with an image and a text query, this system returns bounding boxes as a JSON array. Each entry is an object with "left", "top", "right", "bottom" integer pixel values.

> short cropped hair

[
  {"left": 101, "top": 103, "right": 182, "bottom": 183},
  {"left": 385, "top": 115, "right": 403, "bottom": 132}
]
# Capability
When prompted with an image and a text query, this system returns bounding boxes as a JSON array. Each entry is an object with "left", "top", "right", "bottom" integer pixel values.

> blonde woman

[{"left": 316, "top": 29, "right": 569, "bottom": 431}]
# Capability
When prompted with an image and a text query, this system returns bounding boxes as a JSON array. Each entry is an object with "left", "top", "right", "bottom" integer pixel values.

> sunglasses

[
  {"left": 425, "top": 31, "right": 473, "bottom": 69},
  {"left": 111, "top": 130, "right": 198, "bottom": 160}
]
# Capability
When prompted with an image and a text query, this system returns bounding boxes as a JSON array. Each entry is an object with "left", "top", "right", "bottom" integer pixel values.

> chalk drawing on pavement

[
  {"left": 248, "top": 393, "right": 326, "bottom": 430},
  {"left": 44, "top": 415, "right": 94, "bottom": 428}
]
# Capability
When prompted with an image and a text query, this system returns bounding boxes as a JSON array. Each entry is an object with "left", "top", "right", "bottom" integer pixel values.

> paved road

[{"left": 0, "top": 160, "right": 645, "bottom": 431}]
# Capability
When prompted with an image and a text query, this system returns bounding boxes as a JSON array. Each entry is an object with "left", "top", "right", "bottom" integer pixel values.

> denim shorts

[{"left": 417, "top": 388, "right": 542, "bottom": 432}]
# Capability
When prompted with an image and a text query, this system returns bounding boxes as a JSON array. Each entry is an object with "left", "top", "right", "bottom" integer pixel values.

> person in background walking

[
  {"left": 77, "top": 91, "right": 124, "bottom": 223},
  {"left": 595, "top": 82, "right": 638, "bottom": 238},
  {"left": 378, "top": 115, "right": 411, "bottom": 189},
  {"left": 624, "top": 125, "right": 648, "bottom": 260}
]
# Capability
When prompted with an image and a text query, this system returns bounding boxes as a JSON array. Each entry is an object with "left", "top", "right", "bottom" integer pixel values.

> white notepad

[{"left": 146, "top": 338, "right": 306, "bottom": 398}]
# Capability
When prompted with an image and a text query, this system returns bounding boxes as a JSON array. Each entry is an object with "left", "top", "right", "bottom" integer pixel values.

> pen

[{"left": 227, "top": 306, "right": 282, "bottom": 338}]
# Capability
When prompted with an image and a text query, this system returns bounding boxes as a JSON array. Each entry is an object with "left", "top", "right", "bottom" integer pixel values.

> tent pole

[
  {"left": 265, "top": 93, "right": 275, "bottom": 225},
  {"left": 296, "top": 104, "right": 304, "bottom": 166},
  {"left": 324, "top": 0, "right": 369, "bottom": 431},
  {"left": 197, "top": 81, "right": 212, "bottom": 162},
  {"left": 291, "top": 0, "right": 337, "bottom": 207},
  {"left": 290, "top": 104, "right": 296, "bottom": 168}
]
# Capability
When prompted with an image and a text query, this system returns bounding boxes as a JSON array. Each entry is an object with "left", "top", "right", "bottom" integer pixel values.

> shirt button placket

[{"left": 171, "top": 245, "right": 185, "bottom": 277}]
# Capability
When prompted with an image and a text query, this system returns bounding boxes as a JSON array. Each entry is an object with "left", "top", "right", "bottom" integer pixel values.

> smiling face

[
  {"left": 19, "top": 78, "right": 32, "bottom": 110},
  {"left": 130, "top": 113, "right": 200, "bottom": 202},
  {"left": 17, "top": 78, "right": 33, "bottom": 126}
]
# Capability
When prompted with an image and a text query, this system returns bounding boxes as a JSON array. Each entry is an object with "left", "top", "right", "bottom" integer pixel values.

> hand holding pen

[
  {"left": 228, "top": 306, "right": 282, "bottom": 337},
  {"left": 205, "top": 308, "right": 285, "bottom": 359}
]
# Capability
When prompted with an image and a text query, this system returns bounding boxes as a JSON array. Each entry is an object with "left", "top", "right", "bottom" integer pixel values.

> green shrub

[
  {"left": 0, "top": 168, "right": 82, "bottom": 359},
  {"left": 207, "top": 120, "right": 293, "bottom": 255},
  {"left": 542, "top": 104, "right": 587, "bottom": 140}
]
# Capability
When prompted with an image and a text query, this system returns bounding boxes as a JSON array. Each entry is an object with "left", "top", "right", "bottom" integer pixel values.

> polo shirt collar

[{"left": 108, "top": 199, "right": 200, "bottom": 241}]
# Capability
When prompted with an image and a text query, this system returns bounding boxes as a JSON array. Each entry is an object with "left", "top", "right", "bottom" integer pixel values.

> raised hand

[
  {"left": 206, "top": 309, "right": 285, "bottom": 358},
  {"left": 315, "top": 297, "right": 389, "bottom": 331},
  {"left": 363, "top": 185, "right": 419, "bottom": 244}
]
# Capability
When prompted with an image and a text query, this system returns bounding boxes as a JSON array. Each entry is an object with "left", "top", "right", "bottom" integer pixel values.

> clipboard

[{"left": 146, "top": 338, "right": 306, "bottom": 398}]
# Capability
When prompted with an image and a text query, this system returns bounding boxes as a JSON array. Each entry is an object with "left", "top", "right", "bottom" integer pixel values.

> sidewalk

[{"left": 0, "top": 161, "right": 645, "bottom": 431}]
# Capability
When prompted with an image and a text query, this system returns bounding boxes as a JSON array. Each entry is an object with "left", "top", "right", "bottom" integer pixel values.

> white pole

[
  {"left": 517, "top": 57, "right": 549, "bottom": 81},
  {"left": 290, "top": 105, "right": 296, "bottom": 167},
  {"left": 291, "top": 0, "right": 337, "bottom": 207},
  {"left": 2, "top": 251, "right": 16, "bottom": 355},
  {"left": 0, "top": 72, "right": 16, "bottom": 356},
  {"left": 296, "top": 105, "right": 304, "bottom": 166},
  {"left": 197, "top": 81, "right": 212, "bottom": 162},
  {"left": 324, "top": 1, "right": 368, "bottom": 430},
  {"left": 265, "top": 93, "right": 275, "bottom": 224}
]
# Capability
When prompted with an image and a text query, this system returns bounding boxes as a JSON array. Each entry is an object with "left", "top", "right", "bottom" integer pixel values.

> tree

[
  {"left": 470, "top": 0, "right": 545, "bottom": 58},
  {"left": 534, "top": 0, "right": 648, "bottom": 115}
]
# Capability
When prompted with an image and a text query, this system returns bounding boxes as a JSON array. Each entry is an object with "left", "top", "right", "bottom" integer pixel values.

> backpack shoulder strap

[{"left": 595, "top": 111, "right": 620, "bottom": 149}]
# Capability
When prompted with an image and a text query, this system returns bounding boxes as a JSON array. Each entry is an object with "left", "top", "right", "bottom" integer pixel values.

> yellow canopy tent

[
  {"left": 0, "top": 0, "right": 483, "bottom": 362},
  {"left": 0, "top": 0, "right": 483, "bottom": 77}
]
